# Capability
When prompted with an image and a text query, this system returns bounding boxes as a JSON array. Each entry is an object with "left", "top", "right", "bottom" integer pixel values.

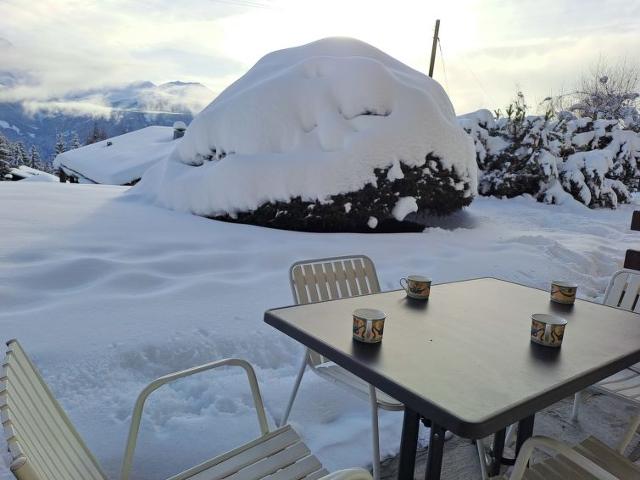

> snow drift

[{"left": 134, "top": 37, "right": 477, "bottom": 231}]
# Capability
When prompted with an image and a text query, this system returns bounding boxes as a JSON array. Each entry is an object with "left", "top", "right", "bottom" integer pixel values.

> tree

[
  {"left": 29, "top": 145, "right": 41, "bottom": 169},
  {"left": 12, "top": 142, "right": 27, "bottom": 167},
  {"left": 0, "top": 159, "right": 9, "bottom": 180},
  {"left": 85, "top": 122, "right": 108, "bottom": 145},
  {"left": 0, "top": 134, "right": 11, "bottom": 166},
  {"left": 70, "top": 131, "right": 81, "bottom": 149},
  {"left": 569, "top": 59, "right": 639, "bottom": 125},
  {"left": 55, "top": 133, "right": 66, "bottom": 156},
  {"left": 0, "top": 135, "right": 10, "bottom": 180}
]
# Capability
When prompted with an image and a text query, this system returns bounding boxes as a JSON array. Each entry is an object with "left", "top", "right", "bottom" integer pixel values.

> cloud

[
  {"left": 0, "top": 0, "right": 638, "bottom": 116},
  {"left": 11, "top": 81, "right": 216, "bottom": 119},
  {"left": 0, "top": 0, "right": 252, "bottom": 102},
  {"left": 19, "top": 99, "right": 114, "bottom": 118}
]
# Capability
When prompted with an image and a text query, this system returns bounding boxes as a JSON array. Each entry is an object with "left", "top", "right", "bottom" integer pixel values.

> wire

[
  {"left": 210, "top": 0, "right": 273, "bottom": 9},
  {"left": 437, "top": 38, "right": 450, "bottom": 92},
  {"left": 461, "top": 52, "right": 498, "bottom": 109},
  {"left": 438, "top": 37, "right": 499, "bottom": 111}
]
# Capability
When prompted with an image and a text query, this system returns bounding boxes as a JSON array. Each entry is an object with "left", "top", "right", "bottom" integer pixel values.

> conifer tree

[
  {"left": 0, "top": 135, "right": 10, "bottom": 180},
  {"left": 29, "top": 145, "right": 41, "bottom": 169},
  {"left": 13, "top": 142, "right": 27, "bottom": 167},
  {"left": 0, "top": 158, "right": 9, "bottom": 180},
  {"left": 55, "top": 133, "right": 66, "bottom": 156},
  {"left": 71, "top": 132, "right": 81, "bottom": 150},
  {"left": 0, "top": 134, "right": 11, "bottom": 166},
  {"left": 85, "top": 123, "right": 108, "bottom": 145}
]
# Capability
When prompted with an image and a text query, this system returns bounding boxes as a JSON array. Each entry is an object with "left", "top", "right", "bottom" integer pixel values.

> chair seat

[
  {"left": 517, "top": 436, "right": 640, "bottom": 480},
  {"left": 592, "top": 367, "right": 640, "bottom": 404},
  {"left": 313, "top": 362, "right": 403, "bottom": 411},
  {"left": 169, "top": 425, "right": 330, "bottom": 480}
]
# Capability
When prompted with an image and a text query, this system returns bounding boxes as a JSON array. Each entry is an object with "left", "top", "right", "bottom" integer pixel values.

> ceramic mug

[
  {"left": 530, "top": 313, "right": 567, "bottom": 347},
  {"left": 353, "top": 308, "right": 386, "bottom": 343},
  {"left": 550, "top": 281, "right": 578, "bottom": 304},
  {"left": 400, "top": 275, "right": 431, "bottom": 300}
]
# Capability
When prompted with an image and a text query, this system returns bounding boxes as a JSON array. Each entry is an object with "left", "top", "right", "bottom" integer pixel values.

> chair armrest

[
  {"left": 319, "top": 468, "right": 373, "bottom": 480},
  {"left": 120, "top": 358, "right": 269, "bottom": 480},
  {"left": 509, "top": 436, "right": 618, "bottom": 480}
]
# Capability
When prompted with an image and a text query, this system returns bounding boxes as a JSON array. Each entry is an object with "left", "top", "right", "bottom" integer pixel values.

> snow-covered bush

[
  {"left": 460, "top": 99, "right": 640, "bottom": 208},
  {"left": 134, "top": 37, "right": 477, "bottom": 232}
]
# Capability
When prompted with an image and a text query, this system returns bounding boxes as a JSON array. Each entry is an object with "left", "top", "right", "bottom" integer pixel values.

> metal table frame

[{"left": 264, "top": 278, "right": 640, "bottom": 479}]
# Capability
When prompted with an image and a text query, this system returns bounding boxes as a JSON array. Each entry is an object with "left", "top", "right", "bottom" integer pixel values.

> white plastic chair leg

[
  {"left": 505, "top": 424, "right": 516, "bottom": 447},
  {"left": 475, "top": 438, "right": 490, "bottom": 480},
  {"left": 280, "top": 351, "right": 308, "bottom": 426},
  {"left": 571, "top": 391, "right": 582, "bottom": 422},
  {"left": 368, "top": 384, "right": 381, "bottom": 480}
]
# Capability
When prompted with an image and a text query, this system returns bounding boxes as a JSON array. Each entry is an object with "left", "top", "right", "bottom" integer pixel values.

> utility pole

[{"left": 428, "top": 19, "right": 440, "bottom": 78}]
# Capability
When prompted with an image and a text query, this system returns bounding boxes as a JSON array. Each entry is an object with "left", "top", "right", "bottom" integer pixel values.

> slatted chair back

[
  {"left": 289, "top": 255, "right": 381, "bottom": 366},
  {"left": 0, "top": 340, "right": 106, "bottom": 480},
  {"left": 604, "top": 269, "right": 640, "bottom": 313}
]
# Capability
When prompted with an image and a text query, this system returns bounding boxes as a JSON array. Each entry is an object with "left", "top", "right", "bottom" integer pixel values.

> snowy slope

[
  {"left": 53, "top": 126, "right": 179, "bottom": 185},
  {"left": 134, "top": 37, "right": 476, "bottom": 218},
  {"left": 0, "top": 182, "right": 636, "bottom": 479}
]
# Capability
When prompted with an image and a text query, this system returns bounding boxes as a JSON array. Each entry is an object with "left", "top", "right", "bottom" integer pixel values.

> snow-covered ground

[{"left": 1, "top": 182, "right": 638, "bottom": 479}]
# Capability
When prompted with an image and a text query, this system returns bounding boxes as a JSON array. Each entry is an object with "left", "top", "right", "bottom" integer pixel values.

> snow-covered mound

[
  {"left": 54, "top": 126, "right": 180, "bottom": 185},
  {"left": 134, "top": 37, "right": 477, "bottom": 231}
]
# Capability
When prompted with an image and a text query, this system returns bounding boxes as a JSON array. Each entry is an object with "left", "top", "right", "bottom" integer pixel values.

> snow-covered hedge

[
  {"left": 134, "top": 37, "right": 477, "bottom": 232},
  {"left": 460, "top": 109, "right": 640, "bottom": 208}
]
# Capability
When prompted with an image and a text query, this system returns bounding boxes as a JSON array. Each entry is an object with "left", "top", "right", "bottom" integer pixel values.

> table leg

[
  {"left": 515, "top": 415, "right": 535, "bottom": 457},
  {"left": 425, "top": 422, "right": 446, "bottom": 480},
  {"left": 489, "top": 428, "right": 506, "bottom": 476},
  {"left": 398, "top": 408, "right": 420, "bottom": 480}
]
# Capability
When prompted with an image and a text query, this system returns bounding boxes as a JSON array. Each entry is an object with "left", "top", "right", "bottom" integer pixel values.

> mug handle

[
  {"left": 399, "top": 278, "right": 408, "bottom": 292},
  {"left": 543, "top": 324, "right": 551, "bottom": 344}
]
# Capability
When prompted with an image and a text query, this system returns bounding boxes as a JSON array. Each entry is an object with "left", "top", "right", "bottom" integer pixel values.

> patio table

[{"left": 264, "top": 278, "right": 640, "bottom": 479}]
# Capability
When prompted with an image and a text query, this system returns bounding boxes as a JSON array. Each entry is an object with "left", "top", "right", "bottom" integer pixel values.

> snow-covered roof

[
  {"left": 53, "top": 126, "right": 179, "bottom": 185},
  {"left": 134, "top": 37, "right": 477, "bottom": 217},
  {"left": 9, "top": 165, "right": 58, "bottom": 182}
]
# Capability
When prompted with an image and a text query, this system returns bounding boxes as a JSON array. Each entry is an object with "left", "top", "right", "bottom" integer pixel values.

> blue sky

[{"left": 1, "top": 0, "right": 638, "bottom": 114}]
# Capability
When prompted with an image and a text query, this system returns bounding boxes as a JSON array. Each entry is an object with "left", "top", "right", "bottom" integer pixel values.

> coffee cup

[
  {"left": 531, "top": 313, "right": 567, "bottom": 347},
  {"left": 550, "top": 281, "right": 578, "bottom": 304},
  {"left": 400, "top": 275, "right": 431, "bottom": 300},
  {"left": 353, "top": 308, "right": 386, "bottom": 343}
]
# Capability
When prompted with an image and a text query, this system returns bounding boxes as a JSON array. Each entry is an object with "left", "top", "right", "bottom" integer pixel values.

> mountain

[{"left": 0, "top": 80, "right": 215, "bottom": 161}]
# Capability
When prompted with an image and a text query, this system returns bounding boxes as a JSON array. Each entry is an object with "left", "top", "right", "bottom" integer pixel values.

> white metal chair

[
  {"left": 571, "top": 268, "right": 640, "bottom": 422},
  {"left": 490, "top": 411, "right": 640, "bottom": 479},
  {"left": 0, "top": 339, "right": 372, "bottom": 480},
  {"left": 280, "top": 255, "right": 403, "bottom": 480}
]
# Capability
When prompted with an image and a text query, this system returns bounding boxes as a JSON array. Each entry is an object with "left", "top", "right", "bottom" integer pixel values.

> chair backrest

[
  {"left": 0, "top": 340, "right": 106, "bottom": 480},
  {"left": 289, "top": 255, "right": 381, "bottom": 366},
  {"left": 604, "top": 269, "right": 640, "bottom": 313}
]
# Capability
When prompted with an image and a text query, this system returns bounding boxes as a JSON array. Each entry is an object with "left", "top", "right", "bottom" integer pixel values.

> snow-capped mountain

[{"left": 0, "top": 80, "right": 215, "bottom": 160}]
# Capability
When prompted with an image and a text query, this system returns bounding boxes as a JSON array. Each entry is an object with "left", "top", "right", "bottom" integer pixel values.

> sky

[{"left": 0, "top": 0, "right": 639, "bottom": 115}]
